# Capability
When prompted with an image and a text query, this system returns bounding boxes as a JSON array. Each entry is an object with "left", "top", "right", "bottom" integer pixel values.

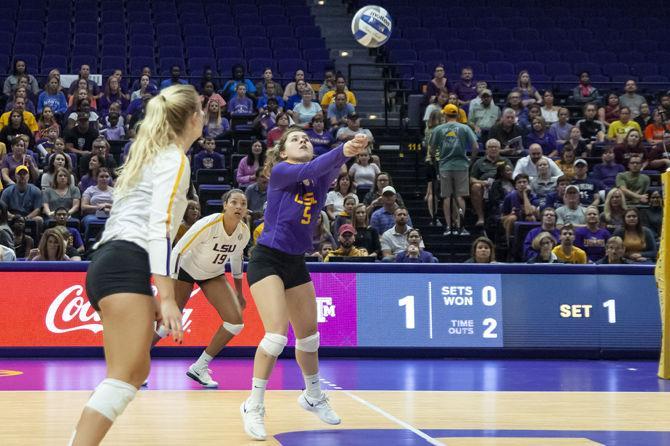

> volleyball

[{"left": 351, "top": 5, "right": 393, "bottom": 48}]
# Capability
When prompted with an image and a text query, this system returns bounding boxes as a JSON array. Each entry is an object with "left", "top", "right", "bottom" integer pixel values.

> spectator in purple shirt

[
  {"left": 305, "top": 115, "right": 335, "bottom": 156},
  {"left": 501, "top": 173, "right": 539, "bottom": 241},
  {"left": 522, "top": 207, "right": 560, "bottom": 260},
  {"left": 590, "top": 147, "right": 625, "bottom": 190},
  {"left": 241, "top": 130, "right": 368, "bottom": 439},
  {"left": 395, "top": 228, "right": 436, "bottom": 263},
  {"left": 236, "top": 140, "right": 265, "bottom": 188},
  {"left": 451, "top": 66, "right": 477, "bottom": 109},
  {"left": 228, "top": 84, "right": 254, "bottom": 115},
  {"left": 575, "top": 206, "right": 611, "bottom": 262},
  {"left": 524, "top": 116, "right": 557, "bottom": 157},
  {"left": 194, "top": 137, "right": 224, "bottom": 171}
]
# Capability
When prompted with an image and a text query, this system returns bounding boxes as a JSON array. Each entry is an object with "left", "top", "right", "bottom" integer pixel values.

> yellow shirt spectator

[
  {"left": 0, "top": 110, "right": 38, "bottom": 133},
  {"left": 607, "top": 120, "right": 641, "bottom": 142},
  {"left": 552, "top": 245, "right": 587, "bottom": 264},
  {"left": 321, "top": 90, "right": 357, "bottom": 108},
  {"left": 324, "top": 245, "right": 366, "bottom": 261},
  {"left": 442, "top": 104, "right": 468, "bottom": 124}
]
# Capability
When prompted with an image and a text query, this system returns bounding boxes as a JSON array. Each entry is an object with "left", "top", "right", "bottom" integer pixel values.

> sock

[
  {"left": 303, "top": 373, "right": 322, "bottom": 399},
  {"left": 249, "top": 377, "right": 268, "bottom": 405},
  {"left": 195, "top": 351, "right": 213, "bottom": 368}
]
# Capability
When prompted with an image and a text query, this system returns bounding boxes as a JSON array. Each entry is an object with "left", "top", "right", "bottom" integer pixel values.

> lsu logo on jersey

[{"left": 294, "top": 192, "right": 317, "bottom": 224}]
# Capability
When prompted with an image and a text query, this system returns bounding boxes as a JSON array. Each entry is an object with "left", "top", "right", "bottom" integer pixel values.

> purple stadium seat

[
  {"left": 389, "top": 49, "right": 418, "bottom": 63},
  {"left": 487, "top": 61, "right": 515, "bottom": 76},
  {"left": 419, "top": 49, "right": 445, "bottom": 62},
  {"left": 158, "top": 57, "right": 185, "bottom": 75},
  {"left": 45, "top": 43, "right": 69, "bottom": 58},
  {"left": 159, "top": 46, "right": 184, "bottom": 59},
  {"left": 101, "top": 56, "right": 126, "bottom": 75},
  {"left": 262, "top": 15, "right": 287, "bottom": 27},
  {"left": 412, "top": 39, "right": 438, "bottom": 51},
  {"left": 487, "top": 28, "right": 512, "bottom": 42},
  {"left": 274, "top": 48, "right": 301, "bottom": 60},
  {"left": 642, "top": 75, "right": 669, "bottom": 83},
  {"left": 562, "top": 51, "right": 589, "bottom": 65},
  {"left": 470, "top": 39, "right": 494, "bottom": 51},
  {"left": 590, "top": 51, "right": 617, "bottom": 65},
  {"left": 309, "top": 59, "right": 332, "bottom": 76},
  {"left": 289, "top": 16, "right": 313, "bottom": 28},
  {"left": 127, "top": 12, "right": 151, "bottom": 24},
  {"left": 611, "top": 75, "right": 636, "bottom": 83},
  {"left": 602, "top": 63, "right": 630, "bottom": 78},
  {"left": 239, "top": 25, "right": 267, "bottom": 38},
  {"left": 533, "top": 51, "right": 561, "bottom": 63},
  {"left": 421, "top": 17, "right": 445, "bottom": 29},
  {"left": 524, "top": 40, "right": 550, "bottom": 52},
  {"left": 188, "top": 47, "right": 215, "bottom": 58},
  {"left": 157, "top": 35, "right": 183, "bottom": 47},
  {"left": 72, "top": 45, "right": 97, "bottom": 57},
  {"left": 478, "top": 17, "right": 503, "bottom": 29},
  {"left": 277, "top": 58, "right": 306, "bottom": 77},
  {"left": 215, "top": 47, "right": 243, "bottom": 59},
  {"left": 241, "top": 37, "right": 269, "bottom": 48},
  {"left": 402, "top": 27, "right": 431, "bottom": 40},
  {"left": 103, "top": 46, "right": 126, "bottom": 58},
  {"left": 247, "top": 58, "right": 276, "bottom": 76},
  {"left": 129, "top": 58, "right": 155, "bottom": 75},
  {"left": 14, "top": 42, "right": 42, "bottom": 57},
  {"left": 71, "top": 56, "right": 97, "bottom": 73},
  {"left": 493, "top": 40, "right": 524, "bottom": 52},
  {"left": 300, "top": 37, "right": 326, "bottom": 50},
  {"left": 183, "top": 24, "right": 209, "bottom": 37},
  {"left": 515, "top": 61, "right": 544, "bottom": 75},
  {"left": 244, "top": 47, "right": 272, "bottom": 59},
  {"left": 154, "top": 13, "right": 179, "bottom": 24},
  {"left": 129, "top": 47, "right": 154, "bottom": 58},
  {"left": 604, "top": 40, "right": 633, "bottom": 53},
  {"left": 129, "top": 23, "right": 153, "bottom": 37},
  {"left": 544, "top": 62, "right": 572, "bottom": 78},
  {"left": 294, "top": 26, "right": 320, "bottom": 39},
  {"left": 188, "top": 57, "right": 216, "bottom": 75},
  {"left": 40, "top": 55, "right": 68, "bottom": 74},
  {"left": 218, "top": 58, "right": 244, "bottom": 75},
  {"left": 573, "top": 62, "right": 601, "bottom": 76},
  {"left": 619, "top": 51, "right": 647, "bottom": 65},
  {"left": 303, "top": 48, "right": 330, "bottom": 60},
  {"left": 447, "top": 49, "right": 475, "bottom": 61},
  {"left": 567, "top": 28, "right": 593, "bottom": 41},
  {"left": 515, "top": 28, "right": 540, "bottom": 41},
  {"left": 267, "top": 25, "right": 292, "bottom": 38},
  {"left": 507, "top": 51, "right": 534, "bottom": 63}
]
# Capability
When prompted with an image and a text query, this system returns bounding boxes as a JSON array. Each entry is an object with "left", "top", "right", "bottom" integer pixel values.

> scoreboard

[{"left": 0, "top": 263, "right": 662, "bottom": 353}]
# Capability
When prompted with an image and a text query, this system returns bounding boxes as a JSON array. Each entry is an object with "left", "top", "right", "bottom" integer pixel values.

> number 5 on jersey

[{"left": 294, "top": 192, "right": 317, "bottom": 225}]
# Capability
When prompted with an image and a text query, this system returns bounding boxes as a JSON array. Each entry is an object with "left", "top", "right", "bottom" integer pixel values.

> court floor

[{"left": 0, "top": 358, "right": 669, "bottom": 445}]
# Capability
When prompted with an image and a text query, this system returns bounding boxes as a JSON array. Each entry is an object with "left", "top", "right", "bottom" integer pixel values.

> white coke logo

[
  {"left": 45, "top": 285, "right": 200, "bottom": 334},
  {"left": 46, "top": 285, "right": 102, "bottom": 333}
]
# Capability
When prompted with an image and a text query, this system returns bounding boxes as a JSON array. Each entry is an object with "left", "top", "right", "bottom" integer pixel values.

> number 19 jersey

[{"left": 170, "top": 213, "right": 250, "bottom": 281}]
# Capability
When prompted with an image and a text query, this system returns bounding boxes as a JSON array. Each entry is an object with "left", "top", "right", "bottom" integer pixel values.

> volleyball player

[
  {"left": 154, "top": 189, "right": 250, "bottom": 387},
  {"left": 240, "top": 129, "right": 368, "bottom": 440},
  {"left": 68, "top": 85, "right": 203, "bottom": 446}
]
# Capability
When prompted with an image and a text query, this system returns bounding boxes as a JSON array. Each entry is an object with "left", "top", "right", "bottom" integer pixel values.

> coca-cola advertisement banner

[{"left": 0, "top": 272, "right": 358, "bottom": 348}]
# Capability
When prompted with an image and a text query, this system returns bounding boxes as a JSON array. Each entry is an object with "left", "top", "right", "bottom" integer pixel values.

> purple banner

[{"left": 287, "top": 272, "right": 358, "bottom": 346}]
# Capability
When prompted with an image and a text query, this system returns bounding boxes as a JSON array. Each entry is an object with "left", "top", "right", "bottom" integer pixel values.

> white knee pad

[
  {"left": 223, "top": 321, "right": 244, "bottom": 336},
  {"left": 295, "top": 332, "right": 320, "bottom": 353},
  {"left": 259, "top": 333, "right": 288, "bottom": 357},
  {"left": 85, "top": 378, "right": 137, "bottom": 422}
]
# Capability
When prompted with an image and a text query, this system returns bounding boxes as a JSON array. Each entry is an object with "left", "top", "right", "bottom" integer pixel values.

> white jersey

[
  {"left": 171, "top": 213, "right": 250, "bottom": 281},
  {"left": 97, "top": 145, "right": 191, "bottom": 276}
]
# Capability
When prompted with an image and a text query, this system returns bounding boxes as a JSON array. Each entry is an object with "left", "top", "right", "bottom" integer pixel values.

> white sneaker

[
  {"left": 298, "top": 391, "right": 341, "bottom": 425},
  {"left": 186, "top": 363, "right": 219, "bottom": 388},
  {"left": 240, "top": 399, "right": 267, "bottom": 441}
]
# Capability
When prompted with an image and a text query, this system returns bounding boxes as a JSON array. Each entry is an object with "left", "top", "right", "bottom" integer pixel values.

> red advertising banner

[{"left": 0, "top": 272, "right": 265, "bottom": 347}]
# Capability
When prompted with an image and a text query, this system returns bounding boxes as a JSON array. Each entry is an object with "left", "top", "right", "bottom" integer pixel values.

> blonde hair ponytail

[{"left": 114, "top": 84, "right": 200, "bottom": 197}]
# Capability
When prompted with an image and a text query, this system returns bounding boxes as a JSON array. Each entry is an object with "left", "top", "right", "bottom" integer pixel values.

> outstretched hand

[{"left": 343, "top": 133, "right": 369, "bottom": 157}]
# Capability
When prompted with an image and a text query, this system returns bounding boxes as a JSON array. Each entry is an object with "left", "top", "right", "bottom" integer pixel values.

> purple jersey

[{"left": 257, "top": 144, "right": 349, "bottom": 254}]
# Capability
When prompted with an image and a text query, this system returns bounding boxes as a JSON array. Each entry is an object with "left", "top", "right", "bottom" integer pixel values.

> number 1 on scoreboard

[{"left": 398, "top": 295, "right": 415, "bottom": 329}]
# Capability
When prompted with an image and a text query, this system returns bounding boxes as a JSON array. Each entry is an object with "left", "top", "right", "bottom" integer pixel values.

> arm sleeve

[
  {"left": 231, "top": 227, "right": 250, "bottom": 278},
  {"left": 270, "top": 143, "right": 350, "bottom": 190},
  {"left": 147, "top": 151, "right": 190, "bottom": 276}
]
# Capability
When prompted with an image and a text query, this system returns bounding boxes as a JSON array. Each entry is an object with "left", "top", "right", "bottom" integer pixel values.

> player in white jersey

[
  {"left": 155, "top": 188, "right": 250, "bottom": 387},
  {"left": 69, "top": 85, "right": 204, "bottom": 446}
]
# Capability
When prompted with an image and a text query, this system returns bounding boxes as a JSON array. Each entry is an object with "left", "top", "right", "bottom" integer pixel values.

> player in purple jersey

[{"left": 240, "top": 128, "right": 368, "bottom": 440}]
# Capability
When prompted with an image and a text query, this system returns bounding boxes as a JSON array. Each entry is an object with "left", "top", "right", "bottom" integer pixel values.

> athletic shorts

[
  {"left": 176, "top": 268, "right": 223, "bottom": 287},
  {"left": 246, "top": 243, "right": 312, "bottom": 290},
  {"left": 85, "top": 240, "right": 153, "bottom": 311},
  {"left": 440, "top": 170, "right": 470, "bottom": 197}
]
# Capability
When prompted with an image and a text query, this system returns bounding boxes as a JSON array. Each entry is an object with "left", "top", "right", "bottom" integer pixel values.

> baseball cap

[
  {"left": 15, "top": 165, "right": 29, "bottom": 175},
  {"left": 443, "top": 104, "right": 459, "bottom": 116},
  {"left": 565, "top": 185, "right": 580, "bottom": 194},
  {"left": 480, "top": 89, "right": 492, "bottom": 97},
  {"left": 574, "top": 159, "right": 588, "bottom": 167},
  {"left": 381, "top": 185, "right": 396, "bottom": 195},
  {"left": 347, "top": 113, "right": 359, "bottom": 120},
  {"left": 338, "top": 224, "right": 357, "bottom": 236}
]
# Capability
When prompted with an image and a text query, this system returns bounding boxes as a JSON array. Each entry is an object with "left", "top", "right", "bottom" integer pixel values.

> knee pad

[
  {"left": 259, "top": 333, "right": 287, "bottom": 357},
  {"left": 295, "top": 332, "right": 320, "bottom": 353},
  {"left": 223, "top": 321, "right": 244, "bottom": 336},
  {"left": 85, "top": 378, "right": 137, "bottom": 422}
]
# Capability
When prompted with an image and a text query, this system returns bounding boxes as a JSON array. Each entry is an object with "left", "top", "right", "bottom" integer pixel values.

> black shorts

[
  {"left": 176, "top": 268, "right": 222, "bottom": 287},
  {"left": 247, "top": 243, "right": 312, "bottom": 290},
  {"left": 85, "top": 240, "right": 153, "bottom": 311}
]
